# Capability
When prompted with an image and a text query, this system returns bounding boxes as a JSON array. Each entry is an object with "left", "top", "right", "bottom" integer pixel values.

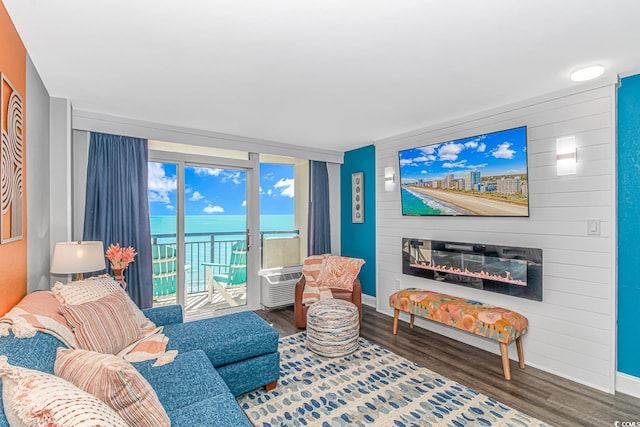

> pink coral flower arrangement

[{"left": 105, "top": 243, "right": 137, "bottom": 270}]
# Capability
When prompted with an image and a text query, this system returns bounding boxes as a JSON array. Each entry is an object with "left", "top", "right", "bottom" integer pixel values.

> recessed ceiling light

[{"left": 570, "top": 65, "right": 605, "bottom": 82}]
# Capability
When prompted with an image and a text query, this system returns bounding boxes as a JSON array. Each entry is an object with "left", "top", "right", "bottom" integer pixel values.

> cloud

[
  {"left": 241, "top": 200, "right": 246, "bottom": 206},
  {"left": 263, "top": 172, "right": 275, "bottom": 181},
  {"left": 478, "top": 143, "right": 486, "bottom": 152},
  {"left": 203, "top": 204, "right": 224, "bottom": 214},
  {"left": 165, "top": 205, "right": 175, "bottom": 211},
  {"left": 267, "top": 189, "right": 273, "bottom": 196},
  {"left": 466, "top": 163, "right": 489, "bottom": 169},
  {"left": 220, "top": 171, "right": 241, "bottom": 184},
  {"left": 274, "top": 178, "right": 294, "bottom": 198},
  {"left": 421, "top": 170, "right": 427, "bottom": 174},
  {"left": 189, "top": 191, "right": 204, "bottom": 201},
  {"left": 193, "top": 167, "right": 223, "bottom": 176},
  {"left": 442, "top": 160, "right": 468, "bottom": 169},
  {"left": 464, "top": 141, "right": 478, "bottom": 149},
  {"left": 492, "top": 142, "right": 516, "bottom": 159},
  {"left": 437, "top": 143, "right": 464, "bottom": 161},
  {"left": 148, "top": 163, "right": 177, "bottom": 205},
  {"left": 419, "top": 146, "right": 436, "bottom": 155},
  {"left": 399, "top": 159, "right": 414, "bottom": 166}
]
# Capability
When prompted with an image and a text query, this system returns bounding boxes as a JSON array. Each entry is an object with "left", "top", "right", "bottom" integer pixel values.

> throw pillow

[
  {"left": 52, "top": 275, "right": 155, "bottom": 330},
  {"left": 60, "top": 292, "right": 144, "bottom": 355},
  {"left": 317, "top": 255, "right": 365, "bottom": 291},
  {"left": 55, "top": 348, "right": 170, "bottom": 426},
  {"left": 302, "top": 254, "right": 328, "bottom": 286},
  {"left": 0, "top": 355, "right": 127, "bottom": 427}
]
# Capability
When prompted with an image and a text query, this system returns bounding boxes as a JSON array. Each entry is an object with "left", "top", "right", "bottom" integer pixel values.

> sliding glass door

[
  {"left": 148, "top": 152, "right": 255, "bottom": 318},
  {"left": 184, "top": 165, "right": 248, "bottom": 312}
]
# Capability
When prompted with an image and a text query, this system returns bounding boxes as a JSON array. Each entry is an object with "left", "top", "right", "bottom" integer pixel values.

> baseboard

[
  {"left": 362, "top": 294, "right": 376, "bottom": 308},
  {"left": 616, "top": 372, "right": 640, "bottom": 398}
]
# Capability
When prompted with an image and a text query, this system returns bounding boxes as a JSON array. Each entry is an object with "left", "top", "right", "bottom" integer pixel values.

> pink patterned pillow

[
  {"left": 317, "top": 255, "right": 365, "bottom": 291},
  {"left": 55, "top": 348, "right": 169, "bottom": 426},
  {"left": 60, "top": 292, "right": 144, "bottom": 355},
  {"left": 302, "top": 254, "right": 328, "bottom": 286},
  {"left": 52, "top": 275, "right": 155, "bottom": 330},
  {"left": 0, "top": 355, "right": 127, "bottom": 426}
]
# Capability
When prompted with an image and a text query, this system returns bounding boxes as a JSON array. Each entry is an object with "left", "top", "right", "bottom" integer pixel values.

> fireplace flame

[{"left": 414, "top": 262, "right": 526, "bottom": 286}]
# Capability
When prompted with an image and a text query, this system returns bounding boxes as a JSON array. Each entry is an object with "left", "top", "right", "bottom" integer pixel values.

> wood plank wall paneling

[{"left": 375, "top": 83, "right": 616, "bottom": 392}]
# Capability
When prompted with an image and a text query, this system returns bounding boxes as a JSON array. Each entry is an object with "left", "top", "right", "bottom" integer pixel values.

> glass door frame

[{"left": 149, "top": 150, "right": 260, "bottom": 314}]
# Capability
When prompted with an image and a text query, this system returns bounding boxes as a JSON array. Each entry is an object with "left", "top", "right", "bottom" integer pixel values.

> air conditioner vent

[{"left": 260, "top": 268, "right": 302, "bottom": 309}]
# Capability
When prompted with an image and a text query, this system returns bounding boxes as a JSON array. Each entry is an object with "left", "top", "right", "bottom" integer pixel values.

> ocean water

[
  {"left": 151, "top": 214, "right": 295, "bottom": 240},
  {"left": 400, "top": 187, "right": 469, "bottom": 216},
  {"left": 151, "top": 214, "right": 295, "bottom": 288}
]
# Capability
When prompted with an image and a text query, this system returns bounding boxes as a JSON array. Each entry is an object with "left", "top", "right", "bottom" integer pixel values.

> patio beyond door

[
  {"left": 184, "top": 165, "right": 248, "bottom": 314},
  {"left": 149, "top": 160, "right": 251, "bottom": 318}
]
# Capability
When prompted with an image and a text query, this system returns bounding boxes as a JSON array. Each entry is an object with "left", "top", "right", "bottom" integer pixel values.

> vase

[{"left": 112, "top": 268, "right": 126, "bottom": 290}]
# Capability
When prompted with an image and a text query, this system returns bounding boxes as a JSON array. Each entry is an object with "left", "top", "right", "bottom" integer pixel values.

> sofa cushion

[
  {"left": 54, "top": 348, "right": 169, "bottom": 426},
  {"left": 163, "top": 311, "right": 278, "bottom": 367},
  {"left": 133, "top": 349, "right": 230, "bottom": 413},
  {"left": 0, "top": 356, "right": 127, "bottom": 427},
  {"left": 166, "top": 393, "right": 251, "bottom": 427},
  {"left": 216, "top": 351, "right": 280, "bottom": 397},
  {"left": 60, "top": 292, "right": 144, "bottom": 354}
]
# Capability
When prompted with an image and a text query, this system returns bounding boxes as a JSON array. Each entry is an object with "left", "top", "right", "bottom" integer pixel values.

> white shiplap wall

[{"left": 375, "top": 81, "right": 617, "bottom": 393}]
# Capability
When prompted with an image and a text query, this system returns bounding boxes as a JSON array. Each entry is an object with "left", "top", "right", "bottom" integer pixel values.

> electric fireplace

[{"left": 402, "top": 238, "right": 542, "bottom": 301}]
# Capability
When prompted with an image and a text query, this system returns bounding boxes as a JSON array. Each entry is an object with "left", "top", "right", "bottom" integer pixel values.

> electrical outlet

[{"left": 395, "top": 279, "right": 401, "bottom": 290}]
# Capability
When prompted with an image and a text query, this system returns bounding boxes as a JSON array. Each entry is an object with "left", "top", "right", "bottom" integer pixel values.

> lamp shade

[{"left": 50, "top": 241, "right": 106, "bottom": 275}]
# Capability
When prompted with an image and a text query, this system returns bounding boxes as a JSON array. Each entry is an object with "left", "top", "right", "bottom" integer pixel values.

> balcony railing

[{"left": 152, "top": 230, "right": 299, "bottom": 295}]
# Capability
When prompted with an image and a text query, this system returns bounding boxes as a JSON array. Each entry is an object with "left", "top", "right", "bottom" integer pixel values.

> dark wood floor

[{"left": 256, "top": 305, "right": 640, "bottom": 427}]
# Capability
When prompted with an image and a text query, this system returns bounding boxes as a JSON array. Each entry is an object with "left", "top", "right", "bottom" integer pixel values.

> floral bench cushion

[{"left": 389, "top": 288, "right": 528, "bottom": 344}]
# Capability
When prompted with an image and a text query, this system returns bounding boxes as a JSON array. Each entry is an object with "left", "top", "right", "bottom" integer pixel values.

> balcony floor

[{"left": 153, "top": 287, "right": 246, "bottom": 320}]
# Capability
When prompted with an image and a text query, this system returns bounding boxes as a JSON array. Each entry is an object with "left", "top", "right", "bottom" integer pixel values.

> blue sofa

[{"left": 0, "top": 305, "right": 280, "bottom": 426}]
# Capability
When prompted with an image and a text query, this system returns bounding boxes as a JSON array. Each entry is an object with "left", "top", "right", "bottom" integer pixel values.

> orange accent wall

[{"left": 0, "top": 2, "right": 27, "bottom": 315}]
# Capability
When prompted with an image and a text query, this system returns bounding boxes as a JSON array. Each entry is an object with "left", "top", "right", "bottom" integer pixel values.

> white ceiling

[{"left": 5, "top": 0, "right": 640, "bottom": 152}]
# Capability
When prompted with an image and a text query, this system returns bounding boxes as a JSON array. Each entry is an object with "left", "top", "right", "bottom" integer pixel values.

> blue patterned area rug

[{"left": 238, "top": 332, "right": 551, "bottom": 427}]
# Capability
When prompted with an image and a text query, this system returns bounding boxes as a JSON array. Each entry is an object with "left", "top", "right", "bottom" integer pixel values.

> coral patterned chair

[{"left": 294, "top": 255, "right": 364, "bottom": 329}]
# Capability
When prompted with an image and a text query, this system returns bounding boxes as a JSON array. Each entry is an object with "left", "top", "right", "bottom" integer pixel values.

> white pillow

[{"left": 0, "top": 355, "right": 127, "bottom": 427}]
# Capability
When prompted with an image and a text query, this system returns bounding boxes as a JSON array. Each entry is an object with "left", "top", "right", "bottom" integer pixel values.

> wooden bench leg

[
  {"left": 393, "top": 309, "right": 399, "bottom": 335},
  {"left": 499, "top": 342, "right": 511, "bottom": 380},
  {"left": 265, "top": 380, "right": 277, "bottom": 391},
  {"left": 516, "top": 336, "right": 525, "bottom": 369},
  {"left": 410, "top": 314, "right": 415, "bottom": 329}
]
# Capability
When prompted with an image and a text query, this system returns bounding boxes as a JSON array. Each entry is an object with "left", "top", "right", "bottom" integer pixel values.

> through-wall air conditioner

[{"left": 260, "top": 266, "right": 303, "bottom": 309}]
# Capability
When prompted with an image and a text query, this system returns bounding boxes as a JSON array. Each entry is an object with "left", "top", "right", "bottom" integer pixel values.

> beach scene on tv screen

[{"left": 399, "top": 126, "right": 528, "bottom": 216}]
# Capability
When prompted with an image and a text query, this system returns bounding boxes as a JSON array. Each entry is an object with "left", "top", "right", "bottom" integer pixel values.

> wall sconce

[
  {"left": 556, "top": 136, "right": 576, "bottom": 176},
  {"left": 384, "top": 167, "right": 396, "bottom": 191}
]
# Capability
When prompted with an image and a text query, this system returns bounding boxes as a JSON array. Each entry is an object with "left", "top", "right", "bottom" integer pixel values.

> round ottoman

[{"left": 306, "top": 299, "right": 359, "bottom": 357}]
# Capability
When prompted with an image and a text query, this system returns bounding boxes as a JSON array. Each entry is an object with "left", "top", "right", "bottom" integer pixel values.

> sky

[
  {"left": 148, "top": 162, "right": 295, "bottom": 216},
  {"left": 399, "top": 126, "right": 528, "bottom": 183}
]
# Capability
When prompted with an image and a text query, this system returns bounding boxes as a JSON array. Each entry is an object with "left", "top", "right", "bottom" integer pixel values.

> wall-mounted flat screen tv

[{"left": 398, "top": 126, "right": 529, "bottom": 217}]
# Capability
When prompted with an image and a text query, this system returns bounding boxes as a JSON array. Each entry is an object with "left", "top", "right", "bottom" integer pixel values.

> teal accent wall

[
  {"left": 341, "top": 145, "right": 376, "bottom": 297},
  {"left": 618, "top": 74, "right": 640, "bottom": 378}
]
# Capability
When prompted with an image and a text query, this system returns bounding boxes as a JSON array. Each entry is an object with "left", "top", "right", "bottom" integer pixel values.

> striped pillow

[
  {"left": 52, "top": 275, "right": 155, "bottom": 330},
  {"left": 302, "top": 254, "right": 328, "bottom": 286},
  {"left": 60, "top": 292, "right": 144, "bottom": 354},
  {"left": 55, "top": 348, "right": 170, "bottom": 426},
  {"left": 0, "top": 355, "right": 127, "bottom": 427}
]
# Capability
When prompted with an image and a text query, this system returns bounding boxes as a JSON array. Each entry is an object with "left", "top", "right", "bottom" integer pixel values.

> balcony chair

[
  {"left": 152, "top": 243, "right": 177, "bottom": 298},
  {"left": 204, "top": 240, "right": 247, "bottom": 307},
  {"left": 294, "top": 274, "right": 363, "bottom": 329}
]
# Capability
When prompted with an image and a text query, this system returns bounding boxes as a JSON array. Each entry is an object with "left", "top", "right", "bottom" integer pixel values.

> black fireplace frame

[{"left": 402, "top": 238, "right": 543, "bottom": 301}]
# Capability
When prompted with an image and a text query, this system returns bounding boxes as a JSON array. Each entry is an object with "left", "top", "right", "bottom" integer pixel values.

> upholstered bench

[{"left": 389, "top": 288, "right": 528, "bottom": 380}]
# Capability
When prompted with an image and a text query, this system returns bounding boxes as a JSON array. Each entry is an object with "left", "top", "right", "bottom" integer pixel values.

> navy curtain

[
  {"left": 308, "top": 161, "right": 331, "bottom": 255},
  {"left": 83, "top": 132, "right": 153, "bottom": 309}
]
